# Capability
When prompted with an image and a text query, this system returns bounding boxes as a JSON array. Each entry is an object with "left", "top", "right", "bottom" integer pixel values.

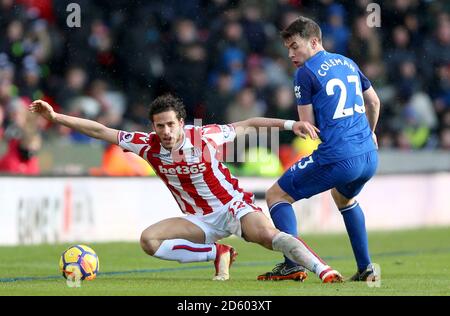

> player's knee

[
  {"left": 265, "top": 185, "right": 280, "bottom": 207},
  {"left": 266, "top": 184, "right": 294, "bottom": 207},
  {"left": 246, "top": 227, "right": 277, "bottom": 249},
  {"left": 336, "top": 197, "right": 356, "bottom": 209},
  {"left": 338, "top": 199, "right": 355, "bottom": 210},
  {"left": 140, "top": 232, "right": 160, "bottom": 256},
  {"left": 331, "top": 189, "right": 355, "bottom": 209}
]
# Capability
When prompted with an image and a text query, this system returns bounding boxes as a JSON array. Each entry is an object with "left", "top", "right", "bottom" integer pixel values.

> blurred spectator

[
  {"left": 89, "top": 143, "right": 155, "bottom": 177},
  {"left": 65, "top": 95, "right": 101, "bottom": 144},
  {"left": 210, "top": 20, "right": 249, "bottom": 92},
  {"left": 166, "top": 42, "right": 208, "bottom": 120},
  {"left": 404, "top": 12, "right": 423, "bottom": 50},
  {"left": 440, "top": 110, "right": 450, "bottom": 149},
  {"left": 88, "top": 19, "right": 117, "bottom": 79},
  {"left": 1, "top": 19, "right": 26, "bottom": 65},
  {"left": 265, "top": 86, "right": 296, "bottom": 145},
  {"left": 55, "top": 66, "right": 88, "bottom": 111},
  {"left": 321, "top": 4, "right": 350, "bottom": 55},
  {"left": 220, "top": 47, "right": 247, "bottom": 93},
  {"left": 395, "top": 60, "right": 421, "bottom": 103},
  {"left": 0, "top": 129, "right": 41, "bottom": 174},
  {"left": 348, "top": 15, "right": 381, "bottom": 65},
  {"left": 241, "top": 4, "right": 267, "bottom": 54},
  {"left": 426, "top": 13, "right": 450, "bottom": 65},
  {"left": 89, "top": 79, "right": 126, "bottom": 129},
  {"left": 262, "top": 55, "right": 292, "bottom": 87},
  {"left": 440, "top": 110, "right": 450, "bottom": 130},
  {"left": 18, "top": 55, "right": 43, "bottom": 100},
  {"left": 204, "top": 72, "right": 235, "bottom": 124},
  {"left": 23, "top": 19, "right": 51, "bottom": 64},
  {"left": 432, "top": 64, "right": 450, "bottom": 114},
  {"left": 440, "top": 128, "right": 450, "bottom": 150},
  {"left": 220, "top": 20, "right": 249, "bottom": 53},
  {"left": 16, "top": 0, "right": 55, "bottom": 23},
  {"left": 0, "top": 77, "right": 16, "bottom": 117},
  {"left": 0, "top": 53, "right": 15, "bottom": 81},
  {"left": 422, "top": 13, "right": 450, "bottom": 84},
  {"left": 122, "top": 99, "right": 151, "bottom": 132},
  {"left": 399, "top": 105, "right": 431, "bottom": 149},
  {"left": 0, "top": 97, "right": 41, "bottom": 174},
  {"left": 115, "top": 10, "right": 164, "bottom": 100},
  {"left": 266, "top": 85, "right": 298, "bottom": 170},
  {"left": 396, "top": 61, "right": 437, "bottom": 130},
  {"left": 408, "top": 92, "right": 438, "bottom": 131},
  {"left": 378, "top": 132, "right": 396, "bottom": 149},
  {"left": 0, "top": 101, "right": 4, "bottom": 139},
  {"left": 226, "top": 87, "right": 264, "bottom": 123},
  {"left": 385, "top": 26, "right": 417, "bottom": 82},
  {"left": 169, "top": 18, "right": 199, "bottom": 60},
  {"left": 246, "top": 58, "right": 270, "bottom": 110},
  {"left": 383, "top": 0, "right": 420, "bottom": 32},
  {"left": 0, "top": 0, "right": 26, "bottom": 27}
]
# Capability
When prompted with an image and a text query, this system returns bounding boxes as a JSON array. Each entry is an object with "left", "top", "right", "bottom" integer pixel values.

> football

[{"left": 59, "top": 245, "right": 99, "bottom": 281}]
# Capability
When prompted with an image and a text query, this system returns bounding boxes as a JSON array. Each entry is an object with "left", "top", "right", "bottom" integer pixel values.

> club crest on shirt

[
  {"left": 188, "top": 147, "right": 202, "bottom": 158},
  {"left": 184, "top": 147, "right": 202, "bottom": 164},
  {"left": 294, "top": 85, "right": 301, "bottom": 99},
  {"left": 220, "top": 125, "right": 231, "bottom": 139}
]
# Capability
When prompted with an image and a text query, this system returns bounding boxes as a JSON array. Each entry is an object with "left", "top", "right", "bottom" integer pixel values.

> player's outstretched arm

[
  {"left": 29, "top": 99, "right": 119, "bottom": 144},
  {"left": 231, "top": 117, "right": 319, "bottom": 139}
]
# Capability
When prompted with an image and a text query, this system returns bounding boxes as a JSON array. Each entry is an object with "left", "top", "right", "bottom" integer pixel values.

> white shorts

[{"left": 184, "top": 194, "right": 262, "bottom": 244}]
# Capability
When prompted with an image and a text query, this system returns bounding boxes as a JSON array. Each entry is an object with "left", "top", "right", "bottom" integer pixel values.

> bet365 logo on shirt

[{"left": 158, "top": 163, "right": 207, "bottom": 175}]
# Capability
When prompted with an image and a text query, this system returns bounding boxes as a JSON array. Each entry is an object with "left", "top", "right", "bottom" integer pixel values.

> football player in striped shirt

[{"left": 30, "top": 95, "right": 342, "bottom": 283}]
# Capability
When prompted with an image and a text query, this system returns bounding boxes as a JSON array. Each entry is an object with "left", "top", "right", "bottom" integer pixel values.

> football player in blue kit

[{"left": 258, "top": 16, "right": 381, "bottom": 282}]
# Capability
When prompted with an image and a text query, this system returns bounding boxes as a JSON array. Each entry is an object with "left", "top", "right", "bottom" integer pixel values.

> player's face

[
  {"left": 284, "top": 35, "right": 316, "bottom": 67},
  {"left": 152, "top": 110, "right": 184, "bottom": 150}
]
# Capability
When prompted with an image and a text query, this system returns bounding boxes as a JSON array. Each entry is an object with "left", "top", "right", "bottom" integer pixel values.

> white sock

[
  {"left": 272, "top": 232, "right": 330, "bottom": 277},
  {"left": 153, "top": 239, "right": 217, "bottom": 263}
]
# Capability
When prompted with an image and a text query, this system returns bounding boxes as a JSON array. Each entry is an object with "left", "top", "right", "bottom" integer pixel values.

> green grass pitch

[{"left": 0, "top": 227, "right": 449, "bottom": 296}]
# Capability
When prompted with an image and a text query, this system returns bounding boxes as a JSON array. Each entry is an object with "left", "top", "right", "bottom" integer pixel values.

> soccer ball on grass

[{"left": 59, "top": 245, "right": 99, "bottom": 282}]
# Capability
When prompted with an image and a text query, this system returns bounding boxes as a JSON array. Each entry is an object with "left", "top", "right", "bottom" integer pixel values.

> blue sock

[
  {"left": 340, "top": 202, "right": 371, "bottom": 272},
  {"left": 270, "top": 202, "right": 298, "bottom": 267}
]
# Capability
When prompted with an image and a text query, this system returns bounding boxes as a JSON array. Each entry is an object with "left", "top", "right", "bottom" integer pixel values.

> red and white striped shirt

[{"left": 117, "top": 124, "right": 255, "bottom": 216}]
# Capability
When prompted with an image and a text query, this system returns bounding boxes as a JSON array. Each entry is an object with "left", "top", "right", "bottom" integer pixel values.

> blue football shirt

[{"left": 294, "top": 50, "right": 376, "bottom": 164}]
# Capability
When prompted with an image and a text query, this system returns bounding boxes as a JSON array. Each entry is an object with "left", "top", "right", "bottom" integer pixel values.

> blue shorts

[{"left": 278, "top": 150, "right": 378, "bottom": 201}]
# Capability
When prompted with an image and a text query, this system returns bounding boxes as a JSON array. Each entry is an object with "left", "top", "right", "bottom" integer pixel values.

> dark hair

[
  {"left": 280, "top": 16, "right": 322, "bottom": 42},
  {"left": 148, "top": 94, "right": 187, "bottom": 122}
]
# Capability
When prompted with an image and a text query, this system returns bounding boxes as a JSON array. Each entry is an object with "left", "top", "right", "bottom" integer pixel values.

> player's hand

[
  {"left": 372, "top": 132, "right": 378, "bottom": 149},
  {"left": 293, "top": 121, "right": 320, "bottom": 139},
  {"left": 29, "top": 100, "right": 57, "bottom": 121}
]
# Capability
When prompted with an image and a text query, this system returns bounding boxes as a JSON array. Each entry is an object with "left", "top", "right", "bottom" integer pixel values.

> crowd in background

[{"left": 0, "top": 0, "right": 449, "bottom": 175}]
